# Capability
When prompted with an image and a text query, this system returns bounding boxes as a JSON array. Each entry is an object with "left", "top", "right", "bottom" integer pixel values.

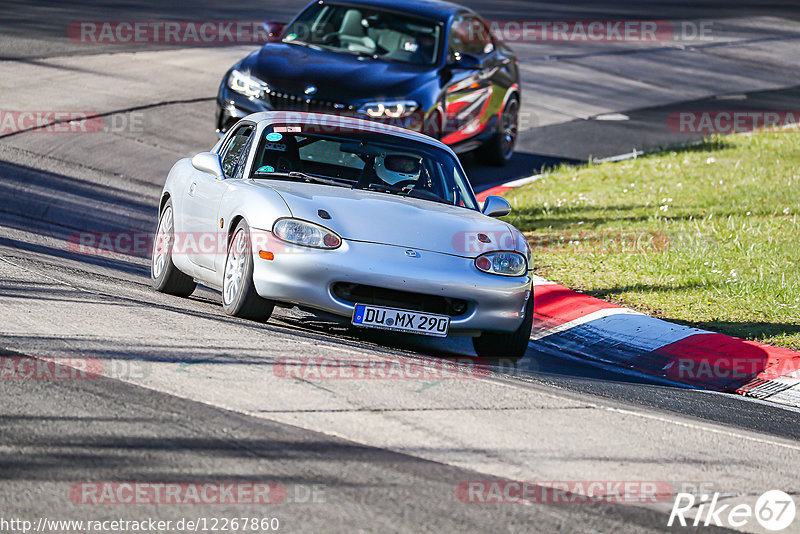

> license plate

[{"left": 352, "top": 304, "right": 450, "bottom": 338}]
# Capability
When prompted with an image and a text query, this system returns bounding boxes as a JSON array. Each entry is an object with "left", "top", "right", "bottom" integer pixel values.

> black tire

[
  {"left": 222, "top": 220, "right": 274, "bottom": 322},
  {"left": 472, "top": 292, "right": 533, "bottom": 363},
  {"left": 475, "top": 96, "right": 519, "bottom": 167},
  {"left": 151, "top": 199, "right": 197, "bottom": 297}
]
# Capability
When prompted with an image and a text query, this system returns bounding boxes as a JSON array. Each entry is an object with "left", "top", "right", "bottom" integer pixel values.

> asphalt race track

[{"left": 1, "top": 1, "right": 799, "bottom": 533}]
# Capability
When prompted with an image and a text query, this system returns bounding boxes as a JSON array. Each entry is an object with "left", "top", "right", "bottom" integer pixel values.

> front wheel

[
  {"left": 222, "top": 220, "right": 274, "bottom": 322},
  {"left": 472, "top": 293, "right": 533, "bottom": 363},
  {"left": 475, "top": 96, "right": 519, "bottom": 167}
]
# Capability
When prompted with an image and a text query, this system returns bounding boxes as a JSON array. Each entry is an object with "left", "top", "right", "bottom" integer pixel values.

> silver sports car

[{"left": 151, "top": 112, "right": 533, "bottom": 361}]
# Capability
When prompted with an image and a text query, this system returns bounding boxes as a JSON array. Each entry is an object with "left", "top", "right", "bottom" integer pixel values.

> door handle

[{"left": 188, "top": 183, "right": 196, "bottom": 197}]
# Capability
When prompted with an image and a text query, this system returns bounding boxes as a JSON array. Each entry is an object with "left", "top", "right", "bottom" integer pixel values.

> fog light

[{"left": 452, "top": 301, "right": 467, "bottom": 315}]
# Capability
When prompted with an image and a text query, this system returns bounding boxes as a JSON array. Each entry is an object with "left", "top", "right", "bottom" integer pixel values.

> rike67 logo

[{"left": 669, "top": 490, "right": 796, "bottom": 531}]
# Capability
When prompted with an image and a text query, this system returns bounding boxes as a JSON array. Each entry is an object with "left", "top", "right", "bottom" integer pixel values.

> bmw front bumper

[{"left": 216, "top": 86, "right": 427, "bottom": 136}]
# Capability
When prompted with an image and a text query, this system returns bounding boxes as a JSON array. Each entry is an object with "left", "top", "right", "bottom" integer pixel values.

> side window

[
  {"left": 448, "top": 16, "right": 493, "bottom": 60},
  {"left": 220, "top": 125, "right": 254, "bottom": 178},
  {"left": 233, "top": 134, "right": 254, "bottom": 179}
]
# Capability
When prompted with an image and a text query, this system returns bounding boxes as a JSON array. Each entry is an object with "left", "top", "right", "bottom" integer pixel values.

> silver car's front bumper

[{"left": 250, "top": 235, "right": 531, "bottom": 335}]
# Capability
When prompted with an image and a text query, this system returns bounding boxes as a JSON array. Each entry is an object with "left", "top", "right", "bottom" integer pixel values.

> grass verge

[{"left": 503, "top": 132, "right": 800, "bottom": 349}]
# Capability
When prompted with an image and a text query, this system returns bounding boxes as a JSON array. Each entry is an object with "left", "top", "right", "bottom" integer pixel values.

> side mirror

[
  {"left": 448, "top": 53, "right": 482, "bottom": 70},
  {"left": 192, "top": 152, "right": 224, "bottom": 179},
  {"left": 262, "top": 21, "right": 287, "bottom": 43},
  {"left": 482, "top": 195, "right": 511, "bottom": 218}
]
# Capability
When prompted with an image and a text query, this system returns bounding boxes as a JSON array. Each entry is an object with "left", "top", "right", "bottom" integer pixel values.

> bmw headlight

[
  {"left": 358, "top": 101, "right": 419, "bottom": 119},
  {"left": 273, "top": 218, "right": 342, "bottom": 249},
  {"left": 227, "top": 69, "right": 269, "bottom": 99},
  {"left": 475, "top": 251, "right": 527, "bottom": 277}
]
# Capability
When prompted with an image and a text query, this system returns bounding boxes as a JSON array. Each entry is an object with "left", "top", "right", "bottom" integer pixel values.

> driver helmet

[{"left": 375, "top": 152, "right": 422, "bottom": 185}]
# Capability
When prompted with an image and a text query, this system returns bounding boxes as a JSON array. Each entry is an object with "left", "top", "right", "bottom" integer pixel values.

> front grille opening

[
  {"left": 268, "top": 91, "right": 354, "bottom": 113},
  {"left": 333, "top": 283, "right": 468, "bottom": 317}
]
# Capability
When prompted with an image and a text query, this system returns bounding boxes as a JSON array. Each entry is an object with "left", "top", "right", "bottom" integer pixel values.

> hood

[
  {"left": 256, "top": 180, "right": 514, "bottom": 257},
  {"left": 244, "top": 44, "right": 436, "bottom": 101}
]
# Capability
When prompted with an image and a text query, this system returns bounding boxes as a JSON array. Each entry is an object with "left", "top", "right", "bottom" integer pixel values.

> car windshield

[
  {"left": 251, "top": 125, "right": 478, "bottom": 210},
  {"left": 282, "top": 3, "right": 441, "bottom": 66}
]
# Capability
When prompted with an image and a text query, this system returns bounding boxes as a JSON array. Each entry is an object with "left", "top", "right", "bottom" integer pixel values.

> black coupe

[{"left": 216, "top": 0, "right": 521, "bottom": 165}]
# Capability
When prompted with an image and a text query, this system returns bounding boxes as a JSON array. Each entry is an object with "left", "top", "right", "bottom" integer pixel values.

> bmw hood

[
  {"left": 258, "top": 181, "right": 516, "bottom": 257},
  {"left": 242, "top": 44, "right": 435, "bottom": 101}
]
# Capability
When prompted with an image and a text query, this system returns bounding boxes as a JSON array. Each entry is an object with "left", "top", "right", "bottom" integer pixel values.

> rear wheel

[
  {"left": 472, "top": 293, "right": 533, "bottom": 363},
  {"left": 476, "top": 96, "right": 519, "bottom": 167},
  {"left": 222, "top": 220, "right": 274, "bottom": 322},
  {"left": 151, "top": 200, "right": 197, "bottom": 297}
]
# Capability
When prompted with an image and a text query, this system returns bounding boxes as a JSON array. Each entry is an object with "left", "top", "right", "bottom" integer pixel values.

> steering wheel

[
  {"left": 320, "top": 32, "right": 341, "bottom": 45},
  {"left": 390, "top": 179, "right": 417, "bottom": 191}
]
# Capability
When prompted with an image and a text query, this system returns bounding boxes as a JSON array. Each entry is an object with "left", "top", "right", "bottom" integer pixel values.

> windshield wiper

[
  {"left": 288, "top": 172, "right": 351, "bottom": 187},
  {"left": 253, "top": 171, "right": 349, "bottom": 188},
  {"left": 359, "top": 183, "right": 451, "bottom": 206},
  {"left": 283, "top": 39, "right": 322, "bottom": 51},
  {"left": 363, "top": 183, "right": 405, "bottom": 194}
]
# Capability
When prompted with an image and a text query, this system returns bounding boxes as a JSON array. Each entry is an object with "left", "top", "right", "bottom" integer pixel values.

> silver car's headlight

[
  {"left": 475, "top": 251, "right": 527, "bottom": 277},
  {"left": 273, "top": 218, "right": 342, "bottom": 249},
  {"left": 358, "top": 100, "right": 418, "bottom": 119},
  {"left": 227, "top": 69, "right": 269, "bottom": 99}
]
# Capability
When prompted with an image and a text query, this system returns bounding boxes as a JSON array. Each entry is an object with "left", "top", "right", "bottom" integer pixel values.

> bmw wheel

[
  {"left": 476, "top": 96, "right": 519, "bottom": 167},
  {"left": 222, "top": 219, "right": 274, "bottom": 321}
]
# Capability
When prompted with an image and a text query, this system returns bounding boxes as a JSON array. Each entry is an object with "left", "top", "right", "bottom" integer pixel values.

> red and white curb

[
  {"left": 528, "top": 280, "right": 800, "bottom": 408},
  {"left": 476, "top": 175, "right": 541, "bottom": 203},
  {"left": 475, "top": 175, "right": 800, "bottom": 409}
]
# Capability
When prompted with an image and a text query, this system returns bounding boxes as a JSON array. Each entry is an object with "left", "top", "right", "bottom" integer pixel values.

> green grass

[{"left": 503, "top": 132, "right": 800, "bottom": 349}]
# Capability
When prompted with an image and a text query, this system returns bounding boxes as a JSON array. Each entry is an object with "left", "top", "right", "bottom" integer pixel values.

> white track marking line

[
  {"left": 485, "top": 374, "right": 800, "bottom": 452},
  {"left": 603, "top": 406, "right": 800, "bottom": 452},
  {"left": 502, "top": 174, "right": 542, "bottom": 188}
]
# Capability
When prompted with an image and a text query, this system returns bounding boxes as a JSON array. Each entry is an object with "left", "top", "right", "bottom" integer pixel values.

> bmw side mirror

[
  {"left": 262, "top": 21, "right": 287, "bottom": 43},
  {"left": 448, "top": 53, "right": 482, "bottom": 70},
  {"left": 191, "top": 152, "right": 224, "bottom": 179},
  {"left": 482, "top": 195, "right": 511, "bottom": 218}
]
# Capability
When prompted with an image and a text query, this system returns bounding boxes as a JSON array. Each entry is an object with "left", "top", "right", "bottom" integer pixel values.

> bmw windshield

[
  {"left": 282, "top": 3, "right": 442, "bottom": 65},
  {"left": 251, "top": 125, "right": 479, "bottom": 210}
]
